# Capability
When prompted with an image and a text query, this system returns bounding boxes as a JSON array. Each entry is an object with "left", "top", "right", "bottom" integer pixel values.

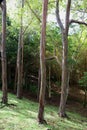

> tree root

[
  {"left": 38, "top": 119, "right": 47, "bottom": 124},
  {"left": 58, "top": 112, "right": 69, "bottom": 119},
  {"left": 0, "top": 101, "right": 17, "bottom": 108}
]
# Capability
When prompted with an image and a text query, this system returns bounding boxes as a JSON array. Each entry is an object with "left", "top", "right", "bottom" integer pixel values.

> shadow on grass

[{"left": 0, "top": 102, "right": 17, "bottom": 109}]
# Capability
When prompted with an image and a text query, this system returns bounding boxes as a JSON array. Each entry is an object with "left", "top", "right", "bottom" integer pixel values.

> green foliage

[
  {"left": 29, "top": 84, "right": 38, "bottom": 95},
  {"left": 4, "top": 0, "right": 87, "bottom": 88},
  {"left": 78, "top": 72, "right": 87, "bottom": 107},
  {"left": 79, "top": 72, "right": 87, "bottom": 89}
]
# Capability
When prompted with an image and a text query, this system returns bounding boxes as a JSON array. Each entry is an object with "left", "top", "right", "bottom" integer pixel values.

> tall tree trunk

[
  {"left": 38, "top": 0, "right": 48, "bottom": 124},
  {"left": 56, "top": 0, "right": 87, "bottom": 117},
  {"left": 37, "top": 68, "right": 41, "bottom": 101},
  {"left": 58, "top": 32, "right": 68, "bottom": 117},
  {"left": 48, "top": 66, "right": 51, "bottom": 98},
  {"left": 1, "top": 0, "right": 8, "bottom": 104},
  {"left": 17, "top": 29, "right": 22, "bottom": 98},
  {"left": 14, "top": 65, "right": 17, "bottom": 93},
  {"left": 21, "top": 35, "right": 24, "bottom": 89},
  {"left": 83, "top": 89, "right": 87, "bottom": 108},
  {"left": 56, "top": 0, "right": 71, "bottom": 117},
  {"left": 17, "top": 0, "right": 24, "bottom": 99}
]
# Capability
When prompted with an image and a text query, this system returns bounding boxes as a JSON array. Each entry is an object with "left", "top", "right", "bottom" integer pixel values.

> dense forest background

[{"left": 1, "top": 1, "right": 86, "bottom": 95}]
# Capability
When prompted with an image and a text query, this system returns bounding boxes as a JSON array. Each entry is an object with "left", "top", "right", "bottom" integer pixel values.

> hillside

[{"left": 0, "top": 91, "right": 87, "bottom": 130}]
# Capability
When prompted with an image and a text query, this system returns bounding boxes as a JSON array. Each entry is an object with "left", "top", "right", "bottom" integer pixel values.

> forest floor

[
  {"left": 0, "top": 91, "right": 87, "bottom": 130},
  {"left": 22, "top": 85, "right": 87, "bottom": 118}
]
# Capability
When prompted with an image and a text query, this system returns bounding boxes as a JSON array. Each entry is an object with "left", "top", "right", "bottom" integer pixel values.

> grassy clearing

[{"left": 0, "top": 91, "right": 87, "bottom": 130}]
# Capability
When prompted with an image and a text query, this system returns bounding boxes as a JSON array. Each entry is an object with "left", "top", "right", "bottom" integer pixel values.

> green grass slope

[{"left": 0, "top": 91, "right": 87, "bottom": 130}]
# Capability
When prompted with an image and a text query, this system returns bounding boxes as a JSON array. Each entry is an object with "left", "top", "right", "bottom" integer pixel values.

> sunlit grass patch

[{"left": 0, "top": 91, "right": 87, "bottom": 130}]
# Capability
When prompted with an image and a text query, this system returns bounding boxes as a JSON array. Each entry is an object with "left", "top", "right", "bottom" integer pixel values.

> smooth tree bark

[
  {"left": 56, "top": 0, "right": 71, "bottom": 117},
  {"left": 17, "top": 0, "right": 24, "bottom": 99},
  {"left": 1, "top": 0, "right": 8, "bottom": 104},
  {"left": 48, "top": 66, "right": 51, "bottom": 98},
  {"left": 56, "top": 0, "right": 87, "bottom": 117},
  {"left": 38, "top": 0, "right": 48, "bottom": 124},
  {"left": 37, "top": 68, "right": 41, "bottom": 100}
]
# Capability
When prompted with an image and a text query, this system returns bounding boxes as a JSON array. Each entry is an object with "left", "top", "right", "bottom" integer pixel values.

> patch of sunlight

[
  {"left": 0, "top": 110, "right": 19, "bottom": 118},
  {"left": 46, "top": 113, "right": 56, "bottom": 121},
  {"left": 27, "top": 110, "right": 37, "bottom": 116},
  {"left": 63, "top": 119, "right": 84, "bottom": 129},
  {"left": 1, "top": 116, "right": 48, "bottom": 130},
  {"left": 9, "top": 99, "right": 18, "bottom": 104}
]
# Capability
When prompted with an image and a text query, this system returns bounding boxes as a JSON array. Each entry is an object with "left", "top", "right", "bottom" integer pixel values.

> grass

[{"left": 0, "top": 91, "right": 87, "bottom": 130}]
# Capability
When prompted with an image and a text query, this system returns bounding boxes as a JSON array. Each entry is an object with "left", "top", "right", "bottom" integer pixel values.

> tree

[
  {"left": 79, "top": 72, "right": 87, "bottom": 108},
  {"left": 56, "top": 0, "right": 87, "bottom": 117},
  {"left": 38, "top": 0, "right": 48, "bottom": 124},
  {"left": 17, "top": 0, "right": 24, "bottom": 99},
  {"left": 56, "top": 0, "right": 71, "bottom": 117},
  {"left": 1, "top": 0, "right": 8, "bottom": 104}
]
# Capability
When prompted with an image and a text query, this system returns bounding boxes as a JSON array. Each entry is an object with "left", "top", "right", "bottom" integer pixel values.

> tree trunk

[
  {"left": 83, "top": 89, "right": 87, "bottom": 108},
  {"left": 17, "top": 29, "right": 22, "bottom": 99},
  {"left": 48, "top": 66, "right": 51, "bottom": 98},
  {"left": 21, "top": 35, "right": 24, "bottom": 89},
  {"left": 59, "top": 32, "right": 68, "bottom": 117},
  {"left": 56, "top": 0, "right": 71, "bottom": 117},
  {"left": 17, "top": 0, "right": 24, "bottom": 99},
  {"left": 38, "top": 0, "right": 48, "bottom": 124},
  {"left": 37, "top": 68, "right": 41, "bottom": 101},
  {"left": 1, "top": 0, "right": 8, "bottom": 104},
  {"left": 14, "top": 65, "right": 17, "bottom": 93}
]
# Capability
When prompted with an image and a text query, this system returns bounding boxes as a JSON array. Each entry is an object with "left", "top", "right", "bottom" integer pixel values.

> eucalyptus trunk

[
  {"left": 56, "top": 0, "right": 71, "bottom": 117},
  {"left": 58, "top": 32, "right": 68, "bottom": 117},
  {"left": 17, "top": 0, "right": 24, "bottom": 99},
  {"left": 38, "top": 0, "right": 48, "bottom": 124},
  {"left": 1, "top": 0, "right": 8, "bottom": 104}
]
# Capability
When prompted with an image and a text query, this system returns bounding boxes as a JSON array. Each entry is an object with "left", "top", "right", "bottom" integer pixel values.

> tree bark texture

[
  {"left": 17, "top": 29, "right": 22, "bottom": 99},
  {"left": 17, "top": 0, "right": 24, "bottom": 99},
  {"left": 38, "top": 0, "right": 48, "bottom": 124},
  {"left": 1, "top": 0, "right": 8, "bottom": 104},
  {"left": 56, "top": 0, "right": 71, "bottom": 117},
  {"left": 58, "top": 32, "right": 68, "bottom": 117},
  {"left": 37, "top": 68, "right": 41, "bottom": 101}
]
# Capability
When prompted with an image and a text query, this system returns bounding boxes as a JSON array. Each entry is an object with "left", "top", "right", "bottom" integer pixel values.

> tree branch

[
  {"left": 56, "top": 0, "right": 64, "bottom": 32},
  {"left": 46, "top": 56, "right": 62, "bottom": 67},
  {"left": 0, "top": 2, "right": 4, "bottom": 10},
  {"left": 69, "top": 19, "right": 87, "bottom": 26},
  {"left": 26, "top": 1, "right": 41, "bottom": 23},
  {"left": 65, "top": 0, "right": 71, "bottom": 35},
  {"left": 22, "top": 20, "right": 32, "bottom": 35}
]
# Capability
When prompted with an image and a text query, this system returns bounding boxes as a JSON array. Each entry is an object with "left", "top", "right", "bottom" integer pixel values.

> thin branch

[
  {"left": 65, "top": 0, "right": 71, "bottom": 35},
  {"left": 22, "top": 20, "right": 32, "bottom": 35},
  {"left": 48, "top": 1, "right": 56, "bottom": 4},
  {"left": 26, "top": 1, "right": 41, "bottom": 23},
  {"left": 69, "top": 19, "right": 87, "bottom": 26},
  {"left": 46, "top": 56, "right": 55, "bottom": 61},
  {"left": 54, "top": 55, "right": 61, "bottom": 67},
  {"left": 46, "top": 56, "right": 62, "bottom": 67},
  {"left": 56, "top": 0, "right": 64, "bottom": 32}
]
